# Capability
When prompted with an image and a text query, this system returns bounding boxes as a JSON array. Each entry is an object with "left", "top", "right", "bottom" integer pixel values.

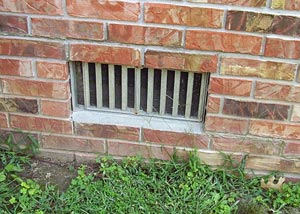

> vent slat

[
  {"left": 160, "top": 69, "right": 167, "bottom": 115},
  {"left": 95, "top": 63, "right": 102, "bottom": 108},
  {"left": 82, "top": 62, "right": 90, "bottom": 108},
  {"left": 108, "top": 65, "right": 115, "bottom": 109},
  {"left": 135, "top": 68, "right": 141, "bottom": 113},
  {"left": 121, "top": 66, "right": 128, "bottom": 110},
  {"left": 172, "top": 70, "right": 180, "bottom": 116},
  {"left": 147, "top": 68, "right": 154, "bottom": 113},
  {"left": 198, "top": 73, "right": 209, "bottom": 120},
  {"left": 185, "top": 72, "right": 194, "bottom": 118}
]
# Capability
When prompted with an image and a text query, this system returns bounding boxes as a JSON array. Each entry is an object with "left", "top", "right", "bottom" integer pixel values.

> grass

[{"left": 1, "top": 133, "right": 300, "bottom": 214}]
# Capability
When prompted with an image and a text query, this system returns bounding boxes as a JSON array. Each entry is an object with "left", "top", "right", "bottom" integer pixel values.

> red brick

[
  {"left": 70, "top": 44, "right": 140, "bottom": 67},
  {"left": 187, "top": 0, "right": 266, "bottom": 7},
  {"left": 75, "top": 123, "right": 140, "bottom": 141},
  {"left": 67, "top": 0, "right": 140, "bottom": 21},
  {"left": 0, "top": 59, "right": 32, "bottom": 77},
  {"left": 186, "top": 31, "right": 262, "bottom": 55},
  {"left": 1, "top": 78, "right": 70, "bottom": 99},
  {"left": 145, "top": 51, "right": 217, "bottom": 73},
  {"left": 36, "top": 61, "right": 68, "bottom": 80},
  {"left": 41, "top": 100, "right": 71, "bottom": 118},
  {"left": 0, "top": 15, "right": 27, "bottom": 34},
  {"left": 209, "top": 77, "right": 252, "bottom": 96},
  {"left": 205, "top": 115, "right": 248, "bottom": 134},
  {"left": 264, "top": 38, "right": 300, "bottom": 59},
  {"left": 0, "top": 39, "right": 65, "bottom": 59},
  {"left": 255, "top": 82, "right": 300, "bottom": 103},
  {"left": 107, "top": 140, "right": 173, "bottom": 160},
  {"left": 41, "top": 135, "right": 105, "bottom": 154},
  {"left": 245, "top": 155, "right": 300, "bottom": 174},
  {"left": 0, "top": 0, "right": 63, "bottom": 15},
  {"left": 108, "top": 24, "right": 182, "bottom": 47},
  {"left": 143, "top": 129, "right": 208, "bottom": 149},
  {"left": 211, "top": 136, "right": 282, "bottom": 155},
  {"left": 0, "top": 113, "right": 8, "bottom": 128},
  {"left": 206, "top": 96, "right": 220, "bottom": 113},
  {"left": 32, "top": 18, "right": 104, "bottom": 41},
  {"left": 144, "top": 3, "right": 223, "bottom": 28},
  {"left": 249, "top": 120, "right": 300, "bottom": 139},
  {"left": 221, "top": 58, "right": 296, "bottom": 81},
  {"left": 284, "top": 142, "right": 300, "bottom": 155},
  {"left": 10, "top": 114, "right": 72, "bottom": 134}
]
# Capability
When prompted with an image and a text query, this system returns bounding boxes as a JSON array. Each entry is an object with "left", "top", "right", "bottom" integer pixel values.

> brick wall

[{"left": 0, "top": 0, "right": 299, "bottom": 176}]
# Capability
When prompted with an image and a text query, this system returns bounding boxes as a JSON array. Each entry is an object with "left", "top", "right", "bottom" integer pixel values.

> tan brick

[
  {"left": 41, "top": 100, "right": 71, "bottom": 118},
  {"left": 0, "top": 113, "right": 8, "bottom": 128},
  {"left": 221, "top": 58, "right": 296, "bottom": 81},
  {"left": 70, "top": 44, "right": 140, "bottom": 67},
  {"left": 0, "top": 59, "right": 32, "bottom": 77},
  {"left": 67, "top": 0, "right": 140, "bottom": 21},
  {"left": 0, "top": 39, "right": 65, "bottom": 59},
  {"left": 36, "top": 61, "right": 68, "bottom": 80},
  {"left": 0, "top": 0, "right": 63, "bottom": 15},
  {"left": 209, "top": 77, "right": 252, "bottom": 96},
  {"left": 188, "top": 0, "right": 266, "bottom": 7},
  {"left": 205, "top": 115, "right": 248, "bottom": 134},
  {"left": 10, "top": 114, "right": 72, "bottom": 134},
  {"left": 0, "top": 15, "right": 27, "bottom": 34},
  {"left": 143, "top": 129, "right": 209, "bottom": 149},
  {"left": 1, "top": 78, "right": 70, "bottom": 100},
  {"left": 186, "top": 31, "right": 262, "bottom": 55},
  {"left": 264, "top": 38, "right": 300, "bottom": 59},
  {"left": 255, "top": 82, "right": 300, "bottom": 103},
  {"left": 249, "top": 120, "right": 300, "bottom": 139},
  {"left": 145, "top": 50, "right": 217, "bottom": 73},
  {"left": 41, "top": 135, "right": 105, "bottom": 154},
  {"left": 271, "top": 0, "right": 300, "bottom": 10},
  {"left": 206, "top": 96, "right": 220, "bottom": 113},
  {"left": 75, "top": 123, "right": 140, "bottom": 141},
  {"left": 108, "top": 24, "right": 182, "bottom": 47},
  {"left": 108, "top": 140, "right": 174, "bottom": 160},
  {"left": 292, "top": 105, "right": 300, "bottom": 122},
  {"left": 32, "top": 18, "right": 104, "bottom": 41},
  {"left": 144, "top": 3, "right": 223, "bottom": 28}
]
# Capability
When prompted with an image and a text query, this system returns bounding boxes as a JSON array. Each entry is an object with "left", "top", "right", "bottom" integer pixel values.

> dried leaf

[{"left": 260, "top": 176, "right": 285, "bottom": 191}]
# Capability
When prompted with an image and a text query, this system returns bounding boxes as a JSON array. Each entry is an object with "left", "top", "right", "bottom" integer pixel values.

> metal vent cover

[{"left": 71, "top": 62, "right": 210, "bottom": 122}]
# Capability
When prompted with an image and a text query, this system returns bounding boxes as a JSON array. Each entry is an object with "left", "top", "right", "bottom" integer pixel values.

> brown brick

[
  {"left": 221, "top": 58, "right": 296, "bottom": 81},
  {"left": 0, "top": 0, "right": 63, "bottom": 15},
  {"left": 75, "top": 123, "right": 140, "bottom": 141},
  {"left": 41, "top": 100, "right": 71, "bottom": 118},
  {"left": 271, "top": 0, "right": 300, "bottom": 11},
  {"left": 205, "top": 115, "right": 248, "bottom": 134},
  {"left": 255, "top": 82, "right": 300, "bottom": 103},
  {"left": 36, "top": 61, "right": 68, "bottom": 80},
  {"left": 206, "top": 96, "right": 220, "bottom": 113},
  {"left": 10, "top": 114, "right": 72, "bottom": 134},
  {"left": 108, "top": 140, "right": 174, "bottom": 160},
  {"left": 223, "top": 99, "right": 289, "bottom": 120},
  {"left": 186, "top": 30, "right": 262, "bottom": 55},
  {"left": 67, "top": 0, "right": 140, "bottom": 21},
  {"left": 108, "top": 24, "right": 182, "bottom": 47},
  {"left": 0, "top": 39, "right": 65, "bottom": 59},
  {"left": 264, "top": 38, "right": 300, "bottom": 59},
  {"left": 292, "top": 105, "right": 300, "bottom": 122},
  {"left": 145, "top": 51, "right": 217, "bottom": 73},
  {"left": 211, "top": 136, "right": 282, "bottom": 155},
  {"left": 187, "top": 0, "right": 266, "bottom": 7},
  {"left": 249, "top": 120, "right": 300, "bottom": 139},
  {"left": 226, "top": 11, "right": 300, "bottom": 37},
  {"left": 143, "top": 129, "right": 209, "bottom": 149},
  {"left": 284, "top": 142, "right": 300, "bottom": 155},
  {"left": 209, "top": 77, "right": 252, "bottom": 96},
  {"left": 0, "top": 15, "right": 27, "bottom": 34},
  {"left": 70, "top": 44, "right": 140, "bottom": 67},
  {"left": 32, "top": 18, "right": 104, "bottom": 41},
  {"left": 0, "top": 59, "right": 32, "bottom": 77},
  {"left": 0, "top": 97, "right": 38, "bottom": 114},
  {"left": 0, "top": 113, "right": 8, "bottom": 128},
  {"left": 245, "top": 155, "right": 300, "bottom": 174},
  {"left": 144, "top": 3, "right": 223, "bottom": 28},
  {"left": 1, "top": 78, "right": 70, "bottom": 100},
  {"left": 41, "top": 135, "right": 105, "bottom": 154}
]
